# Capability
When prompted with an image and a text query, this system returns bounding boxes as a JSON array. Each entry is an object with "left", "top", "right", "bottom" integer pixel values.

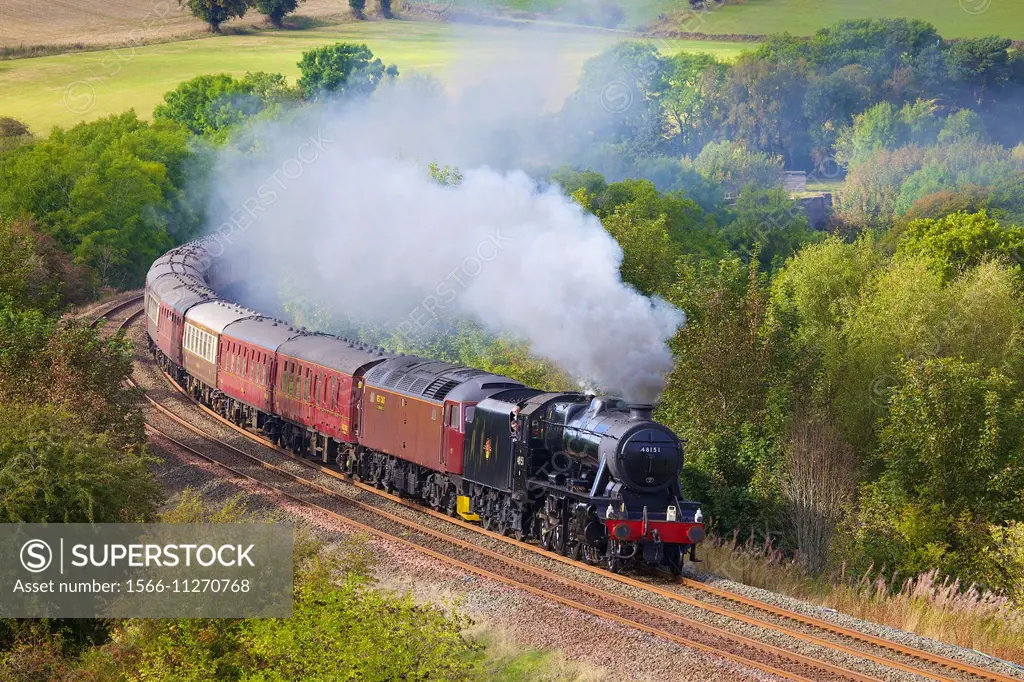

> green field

[
  {"left": 0, "top": 21, "right": 747, "bottom": 134},
  {"left": 667, "top": 0, "right": 1024, "bottom": 40}
]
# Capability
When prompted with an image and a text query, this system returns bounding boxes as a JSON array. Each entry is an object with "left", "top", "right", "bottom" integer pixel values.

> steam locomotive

[{"left": 146, "top": 239, "right": 704, "bottom": 573}]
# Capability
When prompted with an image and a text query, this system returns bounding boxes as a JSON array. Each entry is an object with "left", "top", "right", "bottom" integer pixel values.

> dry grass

[
  {"left": 463, "top": 627, "right": 606, "bottom": 681},
  {"left": 700, "top": 532, "right": 1024, "bottom": 665},
  {"left": 0, "top": 0, "right": 357, "bottom": 52}
]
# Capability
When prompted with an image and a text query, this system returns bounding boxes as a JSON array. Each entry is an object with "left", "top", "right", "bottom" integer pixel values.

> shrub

[{"left": 254, "top": 0, "right": 304, "bottom": 27}]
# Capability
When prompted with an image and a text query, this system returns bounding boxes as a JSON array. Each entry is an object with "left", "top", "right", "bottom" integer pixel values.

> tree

[
  {"left": 896, "top": 210, "right": 1024, "bottom": 281},
  {"left": 426, "top": 161, "right": 463, "bottom": 187},
  {"left": 834, "top": 102, "right": 902, "bottom": 168},
  {"left": 862, "top": 358, "right": 1024, "bottom": 577},
  {"left": 0, "top": 112, "right": 199, "bottom": 287},
  {"left": 349, "top": 0, "right": 366, "bottom": 18},
  {"left": 577, "top": 177, "right": 725, "bottom": 259},
  {"left": 0, "top": 309, "right": 148, "bottom": 456},
  {"left": 834, "top": 99, "right": 941, "bottom": 169},
  {"left": 0, "top": 403, "right": 160, "bottom": 523},
  {"left": 805, "top": 18, "right": 942, "bottom": 85},
  {"left": 893, "top": 141, "right": 1024, "bottom": 217},
  {"left": 177, "top": 0, "right": 251, "bottom": 32},
  {"left": 378, "top": 0, "right": 392, "bottom": 18},
  {"left": 717, "top": 56, "right": 812, "bottom": 168},
  {"left": 661, "top": 52, "right": 727, "bottom": 155},
  {"left": 946, "top": 36, "right": 1014, "bottom": 108},
  {"left": 297, "top": 43, "right": 397, "bottom": 100},
  {"left": 772, "top": 236, "right": 882, "bottom": 338},
  {"left": 897, "top": 186, "right": 990, "bottom": 226},
  {"left": 560, "top": 42, "right": 668, "bottom": 161},
  {"left": 0, "top": 217, "right": 90, "bottom": 314},
  {"left": 938, "top": 109, "right": 987, "bottom": 144},
  {"left": 600, "top": 203, "right": 679, "bottom": 297},
  {"left": 660, "top": 258, "right": 790, "bottom": 530},
  {"left": 725, "top": 187, "right": 820, "bottom": 271},
  {"left": 693, "top": 140, "right": 783, "bottom": 195},
  {"left": 802, "top": 64, "right": 872, "bottom": 164},
  {"left": 254, "top": 0, "right": 303, "bottom": 27},
  {"left": 837, "top": 145, "right": 926, "bottom": 227},
  {"left": 154, "top": 72, "right": 294, "bottom": 137},
  {"left": 783, "top": 412, "right": 855, "bottom": 573},
  {"left": 633, "top": 156, "right": 729, "bottom": 218}
]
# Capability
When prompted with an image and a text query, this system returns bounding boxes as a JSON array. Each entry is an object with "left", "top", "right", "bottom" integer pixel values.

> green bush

[
  {"left": 0, "top": 402, "right": 159, "bottom": 523},
  {"left": 296, "top": 43, "right": 397, "bottom": 100}
]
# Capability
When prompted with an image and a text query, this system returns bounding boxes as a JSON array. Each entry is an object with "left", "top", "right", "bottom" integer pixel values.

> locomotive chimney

[{"left": 628, "top": 404, "right": 653, "bottom": 421}]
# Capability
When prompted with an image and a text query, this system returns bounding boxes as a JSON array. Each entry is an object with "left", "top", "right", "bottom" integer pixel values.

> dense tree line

[{"left": 559, "top": 20, "right": 1024, "bottom": 198}]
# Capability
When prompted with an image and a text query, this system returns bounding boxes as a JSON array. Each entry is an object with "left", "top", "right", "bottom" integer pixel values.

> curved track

[{"left": 104, "top": 296, "right": 1022, "bottom": 682}]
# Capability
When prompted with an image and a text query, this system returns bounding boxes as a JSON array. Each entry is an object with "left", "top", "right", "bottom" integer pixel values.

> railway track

[
  {"left": 106, "top": 296, "right": 1021, "bottom": 682},
  {"left": 87, "top": 292, "right": 146, "bottom": 332}
]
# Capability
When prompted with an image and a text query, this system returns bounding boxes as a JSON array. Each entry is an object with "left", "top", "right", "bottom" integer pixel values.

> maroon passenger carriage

[{"left": 145, "top": 240, "right": 705, "bottom": 573}]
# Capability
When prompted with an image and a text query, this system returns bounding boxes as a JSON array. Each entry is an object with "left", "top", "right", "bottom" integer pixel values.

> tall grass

[{"left": 699, "top": 532, "right": 1024, "bottom": 665}]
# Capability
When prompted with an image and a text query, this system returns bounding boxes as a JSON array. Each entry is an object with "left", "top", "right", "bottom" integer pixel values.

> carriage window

[
  {"left": 304, "top": 369, "right": 310, "bottom": 401},
  {"left": 465, "top": 406, "right": 475, "bottom": 424},
  {"left": 330, "top": 377, "right": 337, "bottom": 409}
]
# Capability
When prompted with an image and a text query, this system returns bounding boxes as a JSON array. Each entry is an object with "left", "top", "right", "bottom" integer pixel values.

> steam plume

[{"left": 204, "top": 34, "right": 685, "bottom": 402}]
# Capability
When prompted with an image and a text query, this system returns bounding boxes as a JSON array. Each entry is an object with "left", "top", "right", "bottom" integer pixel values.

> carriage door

[{"left": 441, "top": 401, "right": 463, "bottom": 471}]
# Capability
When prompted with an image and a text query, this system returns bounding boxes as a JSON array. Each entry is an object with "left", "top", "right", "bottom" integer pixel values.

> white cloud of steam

[{"left": 204, "top": 32, "right": 685, "bottom": 402}]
